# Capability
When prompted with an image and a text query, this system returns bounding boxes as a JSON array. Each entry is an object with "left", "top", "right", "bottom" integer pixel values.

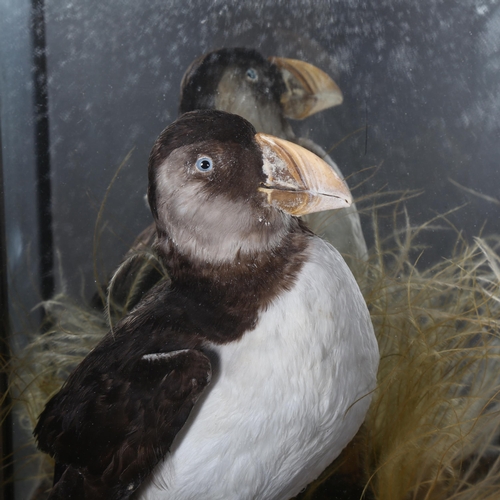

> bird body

[
  {"left": 139, "top": 237, "right": 377, "bottom": 499},
  {"left": 35, "top": 110, "right": 378, "bottom": 499}
]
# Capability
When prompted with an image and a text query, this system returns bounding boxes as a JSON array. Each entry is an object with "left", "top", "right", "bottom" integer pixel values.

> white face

[
  {"left": 214, "top": 66, "right": 291, "bottom": 138},
  {"left": 154, "top": 143, "right": 292, "bottom": 264}
]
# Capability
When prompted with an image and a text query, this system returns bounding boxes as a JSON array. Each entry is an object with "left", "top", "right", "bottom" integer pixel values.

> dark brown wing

[{"left": 35, "top": 348, "right": 211, "bottom": 500}]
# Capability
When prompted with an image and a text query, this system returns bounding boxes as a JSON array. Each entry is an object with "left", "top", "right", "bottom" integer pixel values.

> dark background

[
  {"left": 45, "top": 0, "right": 500, "bottom": 296},
  {"left": 5, "top": 0, "right": 500, "bottom": 301},
  {"left": 1, "top": 0, "right": 500, "bottom": 497}
]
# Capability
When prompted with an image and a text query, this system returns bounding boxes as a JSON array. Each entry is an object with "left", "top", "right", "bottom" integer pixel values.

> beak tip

[{"left": 339, "top": 195, "right": 352, "bottom": 209}]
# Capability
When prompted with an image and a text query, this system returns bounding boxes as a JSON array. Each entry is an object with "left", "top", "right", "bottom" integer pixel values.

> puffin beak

[
  {"left": 256, "top": 133, "right": 352, "bottom": 216},
  {"left": 269, "top": 57, "right": 343, "bottom": 120}
]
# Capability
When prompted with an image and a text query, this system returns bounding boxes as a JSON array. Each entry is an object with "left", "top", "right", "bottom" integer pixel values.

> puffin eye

[
  {"left": 246, "top": 68, "right": 258, "bottom": 81},
  {"left": 195, "top": 157, "right": 213, "bottom": 172}
]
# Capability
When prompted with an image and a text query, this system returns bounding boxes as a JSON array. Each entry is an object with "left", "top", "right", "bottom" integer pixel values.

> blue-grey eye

[
  {"left": 196, "top": 157, "right": 213, "bottom": 172},
  {"left": 246, "top": 68, "right": 258, "bottom": 81}
]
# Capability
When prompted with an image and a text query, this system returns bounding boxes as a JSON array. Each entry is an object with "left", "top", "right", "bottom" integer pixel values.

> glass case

[{"left": 1, "top": 1, "right": 500, "bottom": 499}]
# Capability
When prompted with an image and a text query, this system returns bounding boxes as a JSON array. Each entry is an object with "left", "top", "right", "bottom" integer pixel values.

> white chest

[{"left": 139, "top": 238, "right": 378, "bottom": 500}]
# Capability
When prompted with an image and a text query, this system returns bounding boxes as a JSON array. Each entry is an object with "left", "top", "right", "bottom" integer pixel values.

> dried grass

[
  {"left": 4, "top": 205, "right": 500, "bottom": 499},
  {"left": 299, "top": 208, "right": 500, "bottom": 499}
]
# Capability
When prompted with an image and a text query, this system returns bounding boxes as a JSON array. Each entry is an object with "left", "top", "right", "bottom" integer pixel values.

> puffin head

[
  {"left": 179, "top": 48, "right": 343, "bottom": 137},
  {"left": 148, "top": 110, "right": 351, "bottom": 264}
]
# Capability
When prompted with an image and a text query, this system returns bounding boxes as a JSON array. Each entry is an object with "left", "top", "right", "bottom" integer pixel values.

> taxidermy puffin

[{"left": 35, "top": 110, "right": 379, "bottom": 499}]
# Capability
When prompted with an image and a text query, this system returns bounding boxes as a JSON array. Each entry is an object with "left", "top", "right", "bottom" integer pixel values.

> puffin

[{"left": 35, "top": 110, "right": 379, "bottom": 499}]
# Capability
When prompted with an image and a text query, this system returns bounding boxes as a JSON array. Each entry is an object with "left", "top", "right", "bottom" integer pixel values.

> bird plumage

[
  {"left": 35, "top": 110, "right": 378, "bottom": 499},
  {"left": 138, "top": 237, "right": 376, "bottom": 500}
]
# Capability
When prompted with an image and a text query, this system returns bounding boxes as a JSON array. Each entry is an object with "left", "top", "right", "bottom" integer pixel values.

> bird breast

[{"left": 138, "top": 236, "right": 378, "bottom": 500}]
